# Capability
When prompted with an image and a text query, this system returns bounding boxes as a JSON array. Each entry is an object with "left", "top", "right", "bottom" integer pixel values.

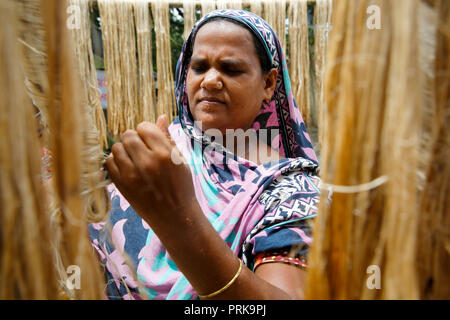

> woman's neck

[{"left": 222, "top": 132, "right": 284, "bottom": 165}]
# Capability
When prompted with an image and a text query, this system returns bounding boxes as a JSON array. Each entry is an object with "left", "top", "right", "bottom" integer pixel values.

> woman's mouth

[{"left": 198, "top": 98, "right": 226, "bottom": 109}]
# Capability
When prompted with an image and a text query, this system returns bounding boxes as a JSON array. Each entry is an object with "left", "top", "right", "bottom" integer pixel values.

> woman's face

[{"left": 186, "top": 21, "right": 277, "bottom": 134}]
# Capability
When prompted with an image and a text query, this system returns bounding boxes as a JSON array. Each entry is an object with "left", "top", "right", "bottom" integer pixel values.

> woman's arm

[
  {"left": 105, "top": 116, "right": 306, "bottom": 299},
  {"left": 147, "top": 198, "right": 304, "bottom": 300}
]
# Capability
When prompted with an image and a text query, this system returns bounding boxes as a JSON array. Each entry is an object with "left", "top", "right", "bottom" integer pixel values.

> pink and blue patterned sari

[{"left": 89, "top": 9, "right": 320, "bottom": 300}]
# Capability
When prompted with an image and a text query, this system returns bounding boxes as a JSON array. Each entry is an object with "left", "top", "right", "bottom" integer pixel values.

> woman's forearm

[{"left": 143, "top": 200, "right": 292, "bottom": 300}]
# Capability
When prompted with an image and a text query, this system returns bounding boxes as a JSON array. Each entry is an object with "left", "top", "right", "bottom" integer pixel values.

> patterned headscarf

[
  {"left": 174, "top": 9, "right": 318, "bottom": 162},
  {"left": 90, "top": 9, "right": 320, "bottom": 300}
]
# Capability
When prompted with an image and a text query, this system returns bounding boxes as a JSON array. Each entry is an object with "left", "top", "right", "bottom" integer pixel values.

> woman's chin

[{"left": 192, "top": 114, "right": 228, "bottom": 134}]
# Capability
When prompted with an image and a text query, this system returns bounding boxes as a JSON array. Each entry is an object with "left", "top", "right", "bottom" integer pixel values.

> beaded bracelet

[{"left": 197, "top": 260, "right": 243, "bottom": 299}]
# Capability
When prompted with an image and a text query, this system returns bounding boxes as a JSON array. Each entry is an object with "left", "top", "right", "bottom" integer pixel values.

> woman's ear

[{"left": 263, "top": 68, "right": 278, "bottom": 102}]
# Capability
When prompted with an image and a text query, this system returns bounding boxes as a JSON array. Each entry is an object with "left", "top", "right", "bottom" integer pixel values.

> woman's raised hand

[{"left": 105, "top": 115, "right": 197, "bottom": 228}]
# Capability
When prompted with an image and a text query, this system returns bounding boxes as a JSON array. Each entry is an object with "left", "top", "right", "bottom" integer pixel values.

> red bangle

[{"left": 254, "top": 251, "right": 308, "bottom": 271}]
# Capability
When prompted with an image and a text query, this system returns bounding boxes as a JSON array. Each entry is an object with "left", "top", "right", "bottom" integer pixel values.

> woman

[{"left": 90, "top": 9, "right": 320, "bottom": 300}]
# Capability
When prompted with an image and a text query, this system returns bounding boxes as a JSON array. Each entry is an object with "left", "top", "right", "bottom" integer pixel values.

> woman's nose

[{"left": 200, "top": 69, "right": 223, "bottom": 90}]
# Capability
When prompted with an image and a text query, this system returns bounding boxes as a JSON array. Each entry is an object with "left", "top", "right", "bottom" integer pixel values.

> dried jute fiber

[
  {"left": 135, "top": 0, "right": 158, "bottom": 123},
  {"left": 314, "top": 0, "right": 332, "bottom": 150},
  {"left": 16, "top": 0, "right": 109, "bottom": 226},
  {"left": 69, "top": 0, "right": 108, "bottom": 149},
  {"left": 14, "top": 0, "right": 50, "bottom": 137},
  {"left": 98, "top": 0, "right": 139, "bottom": 138},
  {"left": 1, "top": 0, "right": 108, "bottom": 299},
  {"left": 263, "top": 0, "right": 286, "bottom": 54},
  {"left": 250, "top": 0, "right": 262, "bottom": 17},
  {"left": 38, "top": 0, "right": 107, "bottom": 299},
  {"left": 306, "top": 0, "right": 449, "bottom": 300},
  {"left": 415, "top": 0, "right": 450, "bottom": 300},
  {"left": 216, "top": 0, "right": 242, "bottom": 10},
  {"left": 68, "top": 0, "right": 112, "bottom": 225},
  {"left": 288, "top": 0, "right": 311, "bottom": 127},
  {"left": 201, "top": 0, "right": 216, "bottom": 16},
  {"left": 152, "top": 0, "right": 176, "bottom": 123},
  {"left": 0, "top": 0, "right": 58, "bottom": 299},
  {"left": 183, "top": 0, "right": 197, "bottom": 41}
]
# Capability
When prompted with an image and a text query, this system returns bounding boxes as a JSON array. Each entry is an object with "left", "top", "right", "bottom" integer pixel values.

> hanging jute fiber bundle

[
  {"left": 216, "top": 0, "right": 242, "bottom": 10},
  {"left": 288, "top": 0, "right": 311, "bottom": 128},
  {"left": 183, "top": 0, "right": 197, "bottom": 41},
  {"left": 68, "top": 0, "right": 111, "bottom": 225},
  {"left": 0, "top": 0, "right": 59, "bottom": 299},
  {"left": 314, "top": 0, "right": 332, "bottom": 150},
  {"left": 16, "top": 0, "right": 109, "bottom": 227},
  {"left": 14, "top": 0, "right": 50, "bottom": 138},
  {"left": 250, "top": 0, "right": 263, "bottom": 17},
  {"left": 416, "top": 0, "right": 450, "bottom": 300},
  {"left": 216, "top": 0, "right": 228, "bottom": 10},
  {"left": 263, "top": 0, "right": 286, "bottom": 54},
  {"left": 306, "top": 0, "right": 449, "bottom": 300},
  {"left": 15, "top": 0, "right": 110, "bottom": 223},
  {"left": 1, "top": 0, "right": 108, "bottom": 299},
  {"left": 69, "top": 0, "right": 108, "bottom": 149},
  {"left": 152, "top": 0, "right": 176, "bottom": 123},
  {"left": 134, "top": 0, "right": 157, "bottom": 124},
  {"left": 38, "top": 0, "right": 107, "bottom": 299},
  {"left": 201, "top": 0, "right": 216, "bottom": 17},
  {"left": 98, "top": 0, "right": 139, "bottom": 138}
]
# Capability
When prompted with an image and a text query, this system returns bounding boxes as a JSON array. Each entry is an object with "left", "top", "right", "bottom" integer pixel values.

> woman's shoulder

[
  {"left": 253, "top": 160, "right": 320, "bottom": 237},
  {"left": 260, "top": 158, "right": 320, "bottom": 207}
]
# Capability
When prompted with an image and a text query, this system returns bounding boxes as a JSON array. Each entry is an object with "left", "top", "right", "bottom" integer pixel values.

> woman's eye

[
  {"left": 191, "top": 65, "right": 206, "bottom": 73},
  {"left": 223, "top": 67, "right": 244, "bottom": 76},
  {"left": 224, "top": 68, "right": 243, "bottom": 75}
]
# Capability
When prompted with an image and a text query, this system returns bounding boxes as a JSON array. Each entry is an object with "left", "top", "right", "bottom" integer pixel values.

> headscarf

[{"left": 90, "top": 9, "right": 320, "bottom": 300}]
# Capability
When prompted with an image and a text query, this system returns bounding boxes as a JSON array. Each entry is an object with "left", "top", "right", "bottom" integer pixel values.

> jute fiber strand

[
  {"left": 201, "top": 0, "right": 216, "bottom": 20},
  {"left": 216, "top": 0, "right": 229, "bottom": 10},
  {"left": 313, "top": 0, "right": 331, "bottom": 149},
  {"left": 183, "top": 0, "right": 197, "bottom": 41},
  {"left": 288, "top": 0, "right": 311, "bottom": 127},
  {"left": 69, "top": 0, "right": 108, "bottom": 149},
  {"left": 98, "top": 0, "right": 138, "bottom": 138},
  {"left": 250, "top": 0, "right": 262, "bottom": 17},
  {"left": 68, "top": 0, "right": 111, "bottom": 225},
  {"left": 14, "top": 0, "right": 50, "bottom": 140},
  {"left": 216, "top": 0, "right": 242, "bottom": 10},
  {"left": 98, "top": 0, "right": 122, "bottom": 138},
  {"left": 263, "top": 0, "right": 286, "bottom": 54},
  {"left": 134, "top": 0, "right": 157, "bottom": 123},
  {"left": 38, "top": 0, "right": 106, "bottom": 299},
  {"left": 16, "top": 0, "right": 109, "bottom": 224},
  {"left": 0, "top": 0, "right": 59, "bottom": 299},
  {"left": 416, "top": 0, "right": 450, "bottom": 299},
  {"left": 18, "top": 0, "right": 110, "bottom": 226},
  {"left": 306, "top": 0, "right": 449, "bottom": 299},
  {"left": 152, "top": 0, "right": 176, "bottom": 122}
]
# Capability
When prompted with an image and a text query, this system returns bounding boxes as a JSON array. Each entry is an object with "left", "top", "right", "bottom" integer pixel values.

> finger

[
  {"left": 136, "top": 121, "right": 172, "bottom": 153},
  {"left": 104, "top": 154, "right": 120, "bottom": 182},
  {"left": 110, "top": 142, "right": 135, "bottom": 174},
  {"left": 121, "top": 129, "right": 155, "bottom": 172},
  {"left": 155, "top": 114, "right": 172, "bottom": 141}
]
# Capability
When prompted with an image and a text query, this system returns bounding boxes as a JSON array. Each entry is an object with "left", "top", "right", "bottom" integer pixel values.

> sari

[{"left": 89, "top": 9, "right": 320, "bottom": 300}]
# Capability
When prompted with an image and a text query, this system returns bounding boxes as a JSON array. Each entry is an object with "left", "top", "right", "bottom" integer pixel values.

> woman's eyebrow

[
  {"left": 190, "top": 57, "right": 205, "bottom": 64},
  {"left": 190, "top": 57, "right": 246, "bottom": 65},
  {"left": 219, "top": 59, "right": 247, "bottom": 68}
]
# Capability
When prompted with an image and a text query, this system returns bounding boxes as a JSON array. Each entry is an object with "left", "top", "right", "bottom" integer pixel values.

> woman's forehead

[
  {"left": 193, "top": 20, "right": 253, "bottom": 46},
  {"left": 191, "top": 21, "right": 255, "bottom": 56}
]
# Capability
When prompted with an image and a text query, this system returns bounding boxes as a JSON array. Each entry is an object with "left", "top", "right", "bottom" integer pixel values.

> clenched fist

[{"left": 105, "top": 114, "right": 197, "bottom": 228}]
